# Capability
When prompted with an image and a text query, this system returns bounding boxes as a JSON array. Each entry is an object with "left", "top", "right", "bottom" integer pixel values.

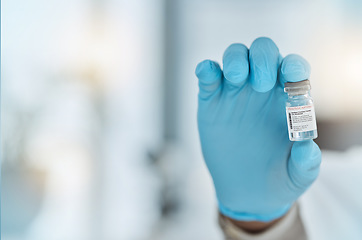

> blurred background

[{"left": 1, "top": 0, "right": 362, "bottom": 239}]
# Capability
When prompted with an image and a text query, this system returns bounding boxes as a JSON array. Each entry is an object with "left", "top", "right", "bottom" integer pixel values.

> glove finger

[
  {"left": 249, "top": 37, "right": 280, "bottom": 92},
  {"left": 279, "top": 54, "right": 311, "bottom": 85},
  {"left": 222, "top": 43, "right": 249, "bottom": 88},
  {"left": 288, "top": 140, "right": 322, "bottom": 190},
  {"left": 195, "top": 60, "right": 223, "bottom": 99}
]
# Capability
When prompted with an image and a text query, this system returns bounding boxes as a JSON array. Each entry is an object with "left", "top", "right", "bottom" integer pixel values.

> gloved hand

[{"left": 195, "top": 37, "right": 321, "bottom": 222}]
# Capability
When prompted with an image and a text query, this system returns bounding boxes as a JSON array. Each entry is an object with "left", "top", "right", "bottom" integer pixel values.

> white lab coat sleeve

[{"left": 218, "top": 204, "right": 307, "bottom": 240}]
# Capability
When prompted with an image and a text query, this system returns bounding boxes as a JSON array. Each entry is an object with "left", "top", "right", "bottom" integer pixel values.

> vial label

[{"left": 286, "top": 104, "right": 317, "bottom": 134}]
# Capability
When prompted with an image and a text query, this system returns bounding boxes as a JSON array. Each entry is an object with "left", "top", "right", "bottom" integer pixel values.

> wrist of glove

[{"left": 218, "top": 202, "right": 291, "bottom": 222}]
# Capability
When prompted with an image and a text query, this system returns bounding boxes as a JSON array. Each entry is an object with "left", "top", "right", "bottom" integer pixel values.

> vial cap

[
  {"left": 284, "top": 79, "right": 310, "bottom": 88},
  {"left": 284, "top": 80, "right": 311, "bottom": 94}
]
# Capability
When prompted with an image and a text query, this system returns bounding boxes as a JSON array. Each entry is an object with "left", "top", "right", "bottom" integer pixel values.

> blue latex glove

[{"left": 195, "top": 37, "right": 321, "bottom": 222}]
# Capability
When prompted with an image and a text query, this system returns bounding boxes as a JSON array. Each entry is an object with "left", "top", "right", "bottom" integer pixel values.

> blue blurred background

[{"left": 1, "top": 0, "right": 362, "bottom": 239}]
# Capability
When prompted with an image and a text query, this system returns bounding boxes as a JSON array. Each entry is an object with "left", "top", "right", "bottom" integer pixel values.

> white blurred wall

[{"left": 2, "top": 0, "right": 164, "bottom": 239}]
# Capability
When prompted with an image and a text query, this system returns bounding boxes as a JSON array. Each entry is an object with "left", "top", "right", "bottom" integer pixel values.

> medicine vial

[{"left": 284, "top": 80, "right": 318, "bottom": 141}]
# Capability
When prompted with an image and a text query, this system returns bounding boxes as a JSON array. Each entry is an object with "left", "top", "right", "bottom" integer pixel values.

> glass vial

[{"left": 284, "top": 80, "right": 318, "bottom": 141}]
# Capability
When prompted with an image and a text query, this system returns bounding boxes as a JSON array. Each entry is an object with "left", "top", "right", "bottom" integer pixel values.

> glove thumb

[{"left": 288, "top": 140, "right": 322, "bottom": 190}]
